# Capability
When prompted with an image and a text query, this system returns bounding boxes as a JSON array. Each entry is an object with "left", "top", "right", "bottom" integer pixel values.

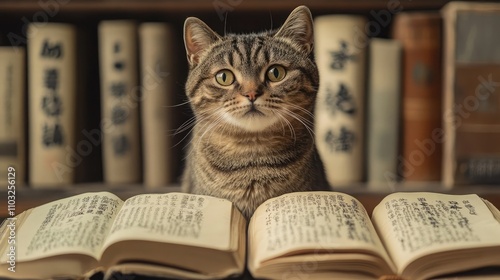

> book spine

[
  {"left": 28, "top": 23, "right": 77, "bottom": 187},
  {"left": 451, "top": 64, "right": 500, "bottom": 184},
  {"left": 0, "top": 47, "right": 26, "bottom": 186},
  {"left": 139, "top": 23, "right": 175, "bottom": 189},
  {"left": 392, "top": 13, "right": 443, "bottom": 182},
  {"left": 98, "top": 21, "right": 141, "bottom": 184},
  {"left": 441, "top": 5, "right": 457, "bottom": 187},
  {"left": 456, "top": 65, "right": 500, "bottom": 187},
  {"left": 366, "top": 39, "right": 402, "bottom": 189},
  {"left": 314, "top": 15, "right": 368, "bottom": 187},
  {"left": 442, "top": 3, "right": 500, "bottom": 186}
]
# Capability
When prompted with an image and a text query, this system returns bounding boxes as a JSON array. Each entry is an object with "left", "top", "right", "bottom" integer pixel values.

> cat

[{"left": 181, "top": 5, "right": 328, "bottom": 219}]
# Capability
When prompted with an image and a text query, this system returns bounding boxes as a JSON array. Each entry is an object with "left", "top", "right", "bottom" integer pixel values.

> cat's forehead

[
  {"left": 226, "top": 30, "right": 275, "bottom": 39},
  {"left": 204, "top": 32, "right": 296, "bottom": 69},
  {"left": 221, "top": 32, "right": 274, "bottom": 47}
]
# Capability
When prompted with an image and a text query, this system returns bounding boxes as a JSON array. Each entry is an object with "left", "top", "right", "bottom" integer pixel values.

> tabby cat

[{"left": 182, "top": 6, "right": 328, "bottom": 218}]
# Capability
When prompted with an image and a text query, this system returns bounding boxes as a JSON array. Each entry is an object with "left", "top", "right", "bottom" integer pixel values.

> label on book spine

[
  {"left": 456, "top": 157, "right": 500, "bottom": 184},
  {"left": 28, "top": 24, "right": 77, "bottom": 187},
  {"left": 0, "top": 47, "right": 25, "bottom": 185},
  {"left": 314, "top": 16, "right": 368, "bottom": 186},
  {"left": 98, "top": 21, "right": 141, "bottom": 184}
]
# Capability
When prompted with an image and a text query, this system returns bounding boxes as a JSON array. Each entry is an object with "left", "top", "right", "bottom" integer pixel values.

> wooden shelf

[
  {"left": 0, "top": 0, "right": 453, "bottom": 14},
  {"left": 2, "top": 184, "right": 500, "bottom": 219}
]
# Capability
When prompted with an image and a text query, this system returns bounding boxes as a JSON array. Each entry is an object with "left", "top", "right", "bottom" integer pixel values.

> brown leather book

[
  {"left": 392, "top": 13, "right": 442, "bottom": 182},
  {"left": 442, "top": 2, "right": 500, "bottom": 187}
]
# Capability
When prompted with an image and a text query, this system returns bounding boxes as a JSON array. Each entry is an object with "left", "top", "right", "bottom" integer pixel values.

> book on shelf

[
  {"left": 442, "top": 2, "right": 500, "bottom": 187},
  {"left": 392, "top": 12, "right": 443, "bottom": 183},
  {"left": 366, "top": 38, "right": 402, "bottom": 189},
  {"left": 0, "top": 47, "right": 26, "bottom": 186},
  {"left": 28, "top": 23, "right": 77, "bottom": 187},
  {"left": 314, "top": 15, "right": 368, "bottom": 187},
  {"left": 98, "top": 20, "right": 141, "bottom": 184},
  {"left": 2, "top": 191, "right": 500, "bottom": 280},
  {"left": 139, "top": 23, "right": 176, "bottom": 189}
]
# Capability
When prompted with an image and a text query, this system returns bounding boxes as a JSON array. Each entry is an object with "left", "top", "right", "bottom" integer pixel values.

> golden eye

[
  {"left": 215, "top": 69, "right": 235, "bottom": 86},
  {"left": 267, "top": 65, "right": 286, "bottom": 82}
]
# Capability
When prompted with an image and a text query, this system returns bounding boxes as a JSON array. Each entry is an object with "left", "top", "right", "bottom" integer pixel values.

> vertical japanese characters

[
  {"left": 98, "top": 21, "right": 141, "bottom": 184},
  {"left": 314, "top": 16, "right": 368, "bottom": 187},
  {"left": 28, "top": 23, "right": 77, "bottom": 187},
  {"left": 371, "top": 192, "right": 500, "bottom": 277},
  {"left": 0, "top": 47, "right": 25, "bottom": 186}
]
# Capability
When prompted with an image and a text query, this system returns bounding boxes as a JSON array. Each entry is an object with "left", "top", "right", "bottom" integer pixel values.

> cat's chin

[{"left": 224, "top": 112, "right": 278, "bottom": 132}]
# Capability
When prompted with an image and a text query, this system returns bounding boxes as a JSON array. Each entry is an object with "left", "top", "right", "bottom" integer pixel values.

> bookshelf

[
  {"left": 2, "top": 184, "right": 500, "bottom": 220},
  {"left": 1, "top": 0, "right": 500, "bottom": 219},
  {"left": 0, "top": 0, "right": 452, "bottom": 13}
]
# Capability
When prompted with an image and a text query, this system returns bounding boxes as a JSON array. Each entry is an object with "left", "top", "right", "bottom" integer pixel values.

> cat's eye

[
  {"left": 215, "top": 69, "right": 235, "bottom": 86},
  {"left": 267, "top": 65, "right": 286, "bottom": 82}
]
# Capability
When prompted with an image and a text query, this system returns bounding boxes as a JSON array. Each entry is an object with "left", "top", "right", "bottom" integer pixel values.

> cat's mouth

[
  {"left": 226, "top": 104, "right": 276, "bottom": 131},
  {"left": 243, "top": 105, "right": 265, "bottom": 117}
]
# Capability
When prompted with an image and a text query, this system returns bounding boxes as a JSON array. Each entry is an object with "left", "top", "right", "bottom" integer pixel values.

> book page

[
  {"left": 101, "top": 193, "right": 233, "bottom": 253},
  {"left": 372, "top": 192, "right": 500, "bottom": 273},
  {"left": 249, "top": 192, "right": 393, "bottom": 268},
  {"left": 0, "top": 192, "right": 123, "bottom": 263}
]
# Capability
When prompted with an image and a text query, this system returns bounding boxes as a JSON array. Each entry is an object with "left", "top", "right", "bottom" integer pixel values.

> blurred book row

[
  {"left": 316, "top": 1, "right": 500, "bottom": 191},
  {"left": 1, "top": 1, "right": 499, "bottom": 190},
  {"left": 1, "top": 21, "right": 181, "bottom": 189}
]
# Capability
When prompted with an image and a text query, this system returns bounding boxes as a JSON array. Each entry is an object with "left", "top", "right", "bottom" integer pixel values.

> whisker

[
  {"left": 283, "top": 101, "right": 316, "bottom": 120},
  {"left": 193, "top": 111, "right": 227, "bottom": 152},
  {"left": 281, "top": 106, "right": 315, "bottom": 128},
  {"left": 172, "top": 117, "right": 204, "bottom": 148},
  {"left": 271, "top": 110, "right": 287, "bottom": 136},
  {"left": 181, "top": 112, "right": 225, "bottom": 160},
  {"left": 163, "top": 99, "right": 191, "bottom": 108},
  {"left": 279, "top": 108, "right": 315, "bottom": 143},
  {"left": 172, "top": 128, "right": 194, "bottom": 149},
  {"left": 172, "top": 115, "right": 198, "bottom": 135},
  {"left": 276, "top": 111, "right": 296, "bottom": 143},
  {"left": 172, "top": 110, "right": 217, "bottom": 148}
]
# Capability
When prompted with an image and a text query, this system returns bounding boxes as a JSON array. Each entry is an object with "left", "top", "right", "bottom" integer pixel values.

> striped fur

[{"left": 182, "top": 6, "right": 328, "bottom": 218}]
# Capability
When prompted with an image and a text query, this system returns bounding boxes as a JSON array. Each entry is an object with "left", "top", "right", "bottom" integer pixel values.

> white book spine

[
  {"left": 366, "top": 38, "right": 402, "bottom": 189},
  {"left": 0, "top": 47, "right": 26, "bottom": 186},
  {"left": 139, "top": 23, "right": 176, "bottom": 188},
  {"left": 314, "top": 16, "right": 368, "bottom": 187},
  {"left": 28, "top": 23, "right": 77, "bottom": 187},
  {"left": 98, "top": 21, "right": 141, "bottom": 184}
]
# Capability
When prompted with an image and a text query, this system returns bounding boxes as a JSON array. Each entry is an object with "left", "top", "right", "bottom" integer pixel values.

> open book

[
  {"left": 0, "top": 192, "right": 246, "bottom": 279},
  {"left": 1, "top": 191, "right": 500, "bottom": 279}
]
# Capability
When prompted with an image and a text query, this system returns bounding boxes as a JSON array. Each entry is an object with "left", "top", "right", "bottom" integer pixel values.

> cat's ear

[
  {"left": 184, "top": 17, "right": 222, "bottom": 66},
  {"left": 274, "top": 6, "right": 314, "bottom": 54}
]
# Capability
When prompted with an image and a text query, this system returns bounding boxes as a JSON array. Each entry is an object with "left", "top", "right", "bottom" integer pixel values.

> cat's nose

[{"left": 241, "top": 91, "right": 262, "bottom": 102}]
